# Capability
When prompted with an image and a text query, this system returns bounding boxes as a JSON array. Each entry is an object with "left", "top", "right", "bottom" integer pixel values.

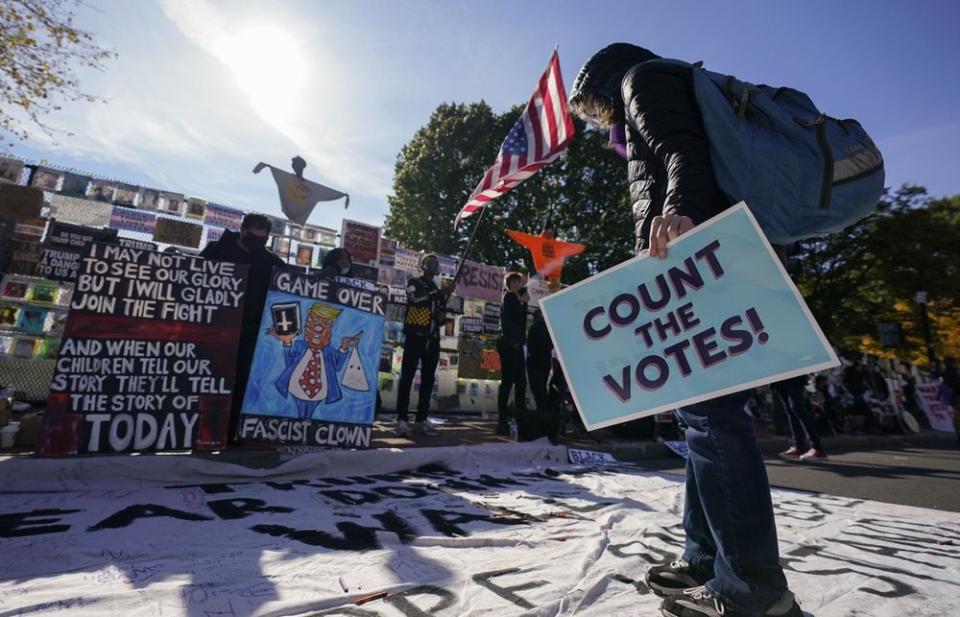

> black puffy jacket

[{"left": 571, "top": 43, "right": 732, "bottom": 253}]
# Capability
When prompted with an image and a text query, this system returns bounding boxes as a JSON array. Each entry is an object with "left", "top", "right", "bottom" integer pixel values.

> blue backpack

[{"left": 649, "top": 59, "right": 885, "bottom": 244}]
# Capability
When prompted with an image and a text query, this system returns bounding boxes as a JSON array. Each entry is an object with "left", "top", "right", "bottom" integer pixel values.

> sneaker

[
  {"left": 396, "top": 420, "right": 409, "bottom": 436},
  {"left": 799, "top": 448, "right": 828, "bottom": 461},
  {"left": 661, "top": 586, "right": 802, "bottom": 617},
  {"left": 778, "top": 446, "right": 806, "bottom": 460},
  {"left": 412, "top": 421, "right": 439, "bottom": 436},
  {"left": 646, "top": 559, "right": 709, "bottom": 597}
]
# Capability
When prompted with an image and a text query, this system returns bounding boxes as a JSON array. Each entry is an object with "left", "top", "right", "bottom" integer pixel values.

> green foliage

[
  {"left": 384, "top": 102, "right": 634, "bottom": 284},
  {"left": 0, "top": 0, "right": 115, "bottom": 141},
  {"left": 793, "top": 185, "right": 960, "bottom": 364}
]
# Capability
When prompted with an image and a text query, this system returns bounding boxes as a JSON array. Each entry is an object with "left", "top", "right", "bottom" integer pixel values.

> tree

[
  {"left": 793, "top": 186, "right": 960, "bottom": 365},
  {"left": 385, "top": 102, "right": 635, "bottom": 285},
  {"left": 0, "top": 0, "right": 114, "bottom": 141}
]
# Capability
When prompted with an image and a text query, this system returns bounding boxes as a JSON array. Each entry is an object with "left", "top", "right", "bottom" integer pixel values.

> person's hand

[
  {"left": 648, "top": 213, "right": 694, "bottom": 259},
  {"left": 267, "top": 328, "right": 296, "bottom": 347}
]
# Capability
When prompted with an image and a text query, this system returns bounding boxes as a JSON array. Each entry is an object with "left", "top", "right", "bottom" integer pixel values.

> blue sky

[{"left": 6, "top": 0, "right": 959, "bottom": 230}]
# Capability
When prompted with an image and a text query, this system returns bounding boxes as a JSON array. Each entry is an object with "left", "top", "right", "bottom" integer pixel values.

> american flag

[{"left": 455, "top": 50, "right": 575, "bottom": 226}]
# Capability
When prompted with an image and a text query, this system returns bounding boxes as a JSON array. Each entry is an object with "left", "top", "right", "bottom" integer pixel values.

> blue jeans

[
  {"left": 676, "top": 391, "right": 788, "bottom": 615},
  {"left": 772, "top": 377, "right": 822, "bottom": 450}
]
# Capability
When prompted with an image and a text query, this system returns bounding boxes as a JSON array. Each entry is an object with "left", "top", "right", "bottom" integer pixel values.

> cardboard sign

[
  {"left": 541, "top": 203, "right": 838, "bottom": 431},
  {"left": 455, "top": 260, "right": 505, "bottom": 303},
  {"left": 915, "top": 382, "right": 955, "bottom": 432},
  {"left": 153, "top": 217, "right": 204, "bottom": 248},
  {"left": 340, "top": 219, "right": 380, "bottom": 264},
  {"left": 110, "top": 206, "right": 156, "bottom": 234},
  {"left": 238, "top": 269, "right": 385, "bottom": 449},
  {"left": 40, "top": 244, "right": 249, "bottom": 454},
  {"left": 41, "top": 221, "right": 119, "bottom": 282}
]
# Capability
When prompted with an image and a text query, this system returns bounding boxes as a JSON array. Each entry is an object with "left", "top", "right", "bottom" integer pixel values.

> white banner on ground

[{"left": 0, "top": 444, "right": 957, "bottom": 616}]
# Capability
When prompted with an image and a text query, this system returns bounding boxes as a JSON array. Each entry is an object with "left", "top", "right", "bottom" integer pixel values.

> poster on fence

[
  {"left": 40, "top": 244, "right": 249, "bottom": 455},
  {"left": 541, "top": 203, "right": 839, "bottom": 431},
  {"left": 37, "top": 221, "right": 118, "bottom": 282},
  {"left": 340, "top": 219, "right": 380, "bottom": 265},
  {"left": 915, "top": 382, "right": 956, "bottom": 432},
  {"left": 458, "top": 334, "right": 501, "bottom": 380},
  {"left": 153, "top": 217, "right": 204, "bottom": 248},
  {"left": 238, "top": 270, "right": 385, "bottom": 449},
  {"left": 204, "top": 203, "right": 244, "bottom": 230},
  {"left": 110, "top": 206, "right": 156, "bottom": 234}
]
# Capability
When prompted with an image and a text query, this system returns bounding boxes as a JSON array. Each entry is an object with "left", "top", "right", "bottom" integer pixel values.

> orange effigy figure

[{"left": 506, "top": 224, "right": 585, "bottom": 291}]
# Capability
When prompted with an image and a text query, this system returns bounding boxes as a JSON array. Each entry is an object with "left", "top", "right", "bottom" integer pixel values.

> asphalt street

[{"left": 639, "top": 443, "right": 960, "bottom": 512}]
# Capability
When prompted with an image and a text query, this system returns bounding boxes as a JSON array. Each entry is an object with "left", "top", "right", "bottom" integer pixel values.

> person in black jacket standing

[
  {"left": 395, "top": 254, "right": 449, "bottom": 436},
  {"left": 200, "top": 214, "right": 285, "bottom": 439},
  {"left": 497, "top": 272, "right": 528, "bottom": 436},
  {"left": 570, "top": 44, "right": 801, "bottom": 617},
  {"left": 526, "top": 308, "right": 553, "bottom": 413}
]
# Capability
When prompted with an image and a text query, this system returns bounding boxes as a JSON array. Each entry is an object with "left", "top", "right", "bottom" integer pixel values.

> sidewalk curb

[{"left": 592, "top": 431, "right": 958, "bottom": 463}]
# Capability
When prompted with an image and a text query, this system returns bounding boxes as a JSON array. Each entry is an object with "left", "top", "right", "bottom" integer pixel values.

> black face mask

[{"left": 243, "top": 233, "right": 269, "bottom": 251}]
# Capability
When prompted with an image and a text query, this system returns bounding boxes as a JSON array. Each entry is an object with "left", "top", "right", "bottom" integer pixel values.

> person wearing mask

[
  {"left": 497, "top": 272, "right": 528, "bottom": 436},
  {"left": 200, "top": 214, "right": 285, "bottom": 439},
  {"left": 318, "top": 247, "right": 353, "bottom": 278},
  {"left": 395, "top": 254, "right": 450, "bottom": 436},
  {"left": 570, "top": 43, "right": 801, "bottom": 617},
  {"left": 526, "top": 308, "right": 553, "bottom": 413}
]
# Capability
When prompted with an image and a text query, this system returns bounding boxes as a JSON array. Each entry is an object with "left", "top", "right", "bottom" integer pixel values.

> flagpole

[{"left": 450, "top": 205, "right": 488, "bottom": 288}]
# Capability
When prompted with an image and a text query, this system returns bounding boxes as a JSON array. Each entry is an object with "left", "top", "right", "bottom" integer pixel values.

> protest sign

[
  {"left": 456, "top": 259, "right": 504, "bottom": 303},
  {"left": 341, "top": 219, "right": 380, "bottom": 264},
  {"left": 112, "top": 184, "right": 139, "bottom": 207},
  {"left": 915, "top": 382, "right": 955, "bottom": 432},
  {"left": 87, "top": 180, "right": 117, "bottom": 202},
  {"left": 238, "top": 270, "right": 385, "bottom": 449},
  {"left": 29, "top": 166, "right": 62, "bottom": 191},
  {"left": 41, "top": 221, "right": 119, "bottom": 283},
  {"left": 185, "top": 197, "right": 207, "bottom": 220},
  {"left": 204, "top": 203, "right": 244, "bottom": 231},
  {"left": 138, "top": 188, "right": 160, "bottom": 211},
  {"left": 460, "top": 316, "right": 484, "bottom": 334},
  {"left": 395, "top": 246, "right": 422, "bottom": 272},
  {"left": 153, "top": 217, "right": 203, "bottom": 248},
  {"left": 458, "top": 335, "right": 501, "bottom": 379},
  {"left": 379, "top": 237, "right": 398, "bottom": 267},
  {"left": 541, "top": 203, "right": 838, "bottom": 430},
  {"left": 110, "top": 206, "right": 156, "bottom": 234},
  {"left": 40, "top": 244, "right": 249, "bottom": 454},
  {"left": 60, "top": 172, "right": 92, "bottom": 197},
  {"left": 0, "top": 184, "right": 43, "bottom": 220},
  {"left": 483, "top": 301, "right": 501, "bottom": 335},
  {"left": 0, "top": 157, "right": 24, "bottom": 184}
]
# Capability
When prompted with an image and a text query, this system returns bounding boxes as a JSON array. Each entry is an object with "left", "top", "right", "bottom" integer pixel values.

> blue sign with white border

[{"left": 540, "top": 203, "right": 838, "bottom": 431}]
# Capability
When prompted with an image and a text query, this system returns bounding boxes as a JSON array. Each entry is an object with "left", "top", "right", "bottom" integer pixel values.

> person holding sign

[
  {"left": 270, "top": 302, "right": 363, "bottom": 419},
  {"left": 395, "top": 254, "right": 451, "bottom": 436},
  {"left": 201, "top": 214, "right": 284, "bottom": 439},
  {"left": 570, "top": 44, "right": 801, "bottom": 617},
  {"left": 497, "top": 272, "right": 529, "bottom": 436}
]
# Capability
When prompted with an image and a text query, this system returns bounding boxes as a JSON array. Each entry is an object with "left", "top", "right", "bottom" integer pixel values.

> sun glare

[{"left": 213, "top": 26, "right": 306, "bottom": 122}]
